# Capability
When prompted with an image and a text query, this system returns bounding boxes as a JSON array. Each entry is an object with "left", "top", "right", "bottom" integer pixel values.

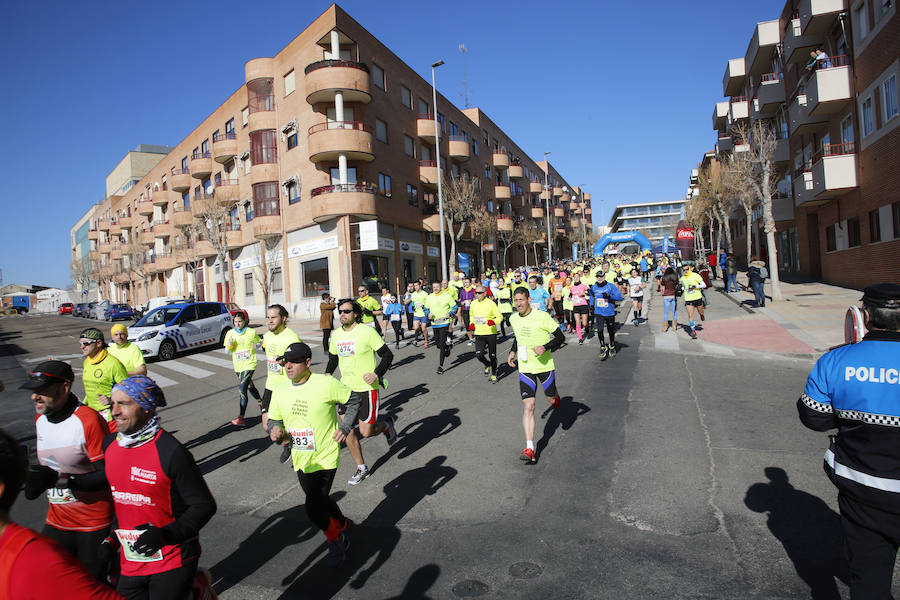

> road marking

[
  {"left": 24, "top": 353, "right": 83, "bottom": 363},
  {"left": 654, "top": 333, "right": 679, "bottom": 351},
  {"left": 145, "top": 370, "right": 179, "bottom": 388},
  {"left": 185, "top": 354, "right": 236, "bottom": 370},
  {"left": 152, "top": 361, "right": 214, "bottom": 379},
  {"left": 699, "top": 342, "right": 735, "bottom": 356}
]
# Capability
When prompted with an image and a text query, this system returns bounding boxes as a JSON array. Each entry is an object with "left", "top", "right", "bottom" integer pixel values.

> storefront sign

[
  {"left": 379, "top": 237, "right": 395, "bottom": 251},
  {"left": 399, "top": 240, "right": 423, "bottom": 254},
  {"left": 358, "top": 221, "right": 378, "bottom": 251},
  {"left": 288, "top": 236, "right": 338, "bottom": 258},
  {"left": 426, "top": 246, "right": 440, "bottom": 257}
]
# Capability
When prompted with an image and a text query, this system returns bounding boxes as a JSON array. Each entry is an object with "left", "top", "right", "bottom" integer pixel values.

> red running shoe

[
  {"left": 519, "top": 448, "right": 536, "bottom": 463},
  {"left": 551, "top": 395, "right": 561, "bottom": 409}
]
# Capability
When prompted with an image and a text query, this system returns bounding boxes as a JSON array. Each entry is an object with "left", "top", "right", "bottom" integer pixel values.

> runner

[
  {"left": 20, "top": 360, "right": 114, "bottom": 580},
  {"left": 589, "top": 271, "right": 624, "bottom": 359},
  {"left": 326, "top": 299, "right": 397, "bottom": 486},
  {"left": 268, "top": 342, "right": 358, "bottom": 567},
  {"left": 581, "top": 267, "right": 596, "bottom": 338},
  {"left": 402, "top": 283, "right": 415, "bottom": 333},
  {"left": 628, "top": 268, "right": 646, "bottom": 326},
  {"left": 356, "top": 286, "right": 383, "bottom": 337},
  {"left": 527, "top": 276, "right": 551, "bottom": 313},
  {"left": 261, "top": 305, "right": 302, "bottom": 431},
  {"left": 0, "top": 428, "right": 124, "bottom": 599},
  {"left": 569, "top": 272, "right": 590, "bottom": 344},
  {"left": 561, "top": 278, "right": 574, "bottom": 333},
  {"left": 425, "top": 281, "right": 458, "bottom": 374},
  {"left": 382, "top": 293, "right": 405, "bottom": 349},
  {"left": 548, "top": 270, "right": 567, "bottom": 326},
  {"left": 679, "top": 262, "right": 707, "bottom": 339},
  {"left": 470, "top": 284, "right": 502, "bottom": 383},
  {"left": 80, "top": 327, "right": 127, "bottom": 431},
  {"left": 104, "top": 375, "right": 217, "bottom": 599},
  {"left": 494, "top": 278, "right": 513, "bottom": 338},
  {"left": 458, "top": 277, "right": 476, "bottom": 346},
  {"left": 507, "top": 288, "right": 566, "bottom": 464},
  {"left": 224, "top": 311, "right": 262, "bottom": 426},
  {"left": 409, "top": 281, "right": 430, "bottom": 348},
  {"left": 107, "top": 324, "right": 147, "bottom": 376}
]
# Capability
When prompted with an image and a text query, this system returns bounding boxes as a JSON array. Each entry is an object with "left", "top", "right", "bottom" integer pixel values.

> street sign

[{"left": 358, "top": 221, "right": 378, "bottom": 251}]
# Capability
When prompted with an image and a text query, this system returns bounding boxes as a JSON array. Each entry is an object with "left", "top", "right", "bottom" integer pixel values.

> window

[
  {"left": 870, "top": 209, "right": 882, "bottom": 243},
  {"left": 301, "top": 258, "right": 329, "bottom": 297},
  {"left": 244, "top": 273, "right": 254, "bottom": 297},
  {"left": 378, "top": 173, "right": 392, "bottom": 196},
  {"left": 225, "top": 118, "right": 235, "bottom": 134},
  {"left": 241, "top": 107, "right": 249, "bottom": 127},
  {"left": 284, "top": 70, "right": 295, "bottom": 96},
  {"left": 893, "top": 201, "right": 900, "bottom": 238},
  {"left": 181, "top": 156, "right": 188, "bottom": 170},
  {"left": 407, "top": 184, "right": 419, "bottom": 207},
  {"left": 449, "top": 121, "right": 458, "bottom": 136},
  {"left": 201, "top": 138, "right": 209, "bottom": 154},
  {"left": 247, "top": 78, "right": 274, "bottom": 113},
  {"left": 883, "top": 75, "right": 898, "bottom": 122},
  {"left": 375, "top": 118, "right": 388, "bottom": 143},
  {"left": 421, "top": 146, "right": 431, "bottom": 161},
  {"left": 252, "top": 182, "right": 280, "bottom": 216},
  {"left": 472, "top": 140, "right": 478, "bottom": 156},
  {"left": 243, "top": 155, "right": 252, "bottom": 175},
  {"left": 862, "top": 97, "right": 874, "bottom": 136},
  {"left": 287, "top": 180, "right": 300, "bottom": 205},
  {"left": 404, "top": 135, "right": 415, "bottom": 157},
  {"left": 826, "top": 224, "right": 836, "bottom": 251},
  {"left": 211, "top": 130, "right": 219, "bottom": 144},
  {"left": 840, "top": 114, "right": 854, "bottom": 144},
  {"left": 401, "top": 86, "right": 412, "bottom": 108},
  {"left": 418, "top": 98, "right": 429, "bottom": 114},
  {"left": 250, "top": 130, "right": 278, "bottom": 164},
  {"left": 847, "top": 217, "right": 861, "bottom": 247},
  {"left": 855, "top": 4, "right": 868, "bottom": 40},
  {"left": 244, "top": 200, "right": 254, "bottom": 221},
  {"left": 371, "top": 63, "right": 385, "bottom": 90},
  {"left": 271, "top": 267, "right": 283, "bottom": 293},
  {"left": 287, "top": 131, "right": 298, "bottom": 150},
  {"left": 437, "top": 112, "right": 445, "bottom": 133},
  {"left": 329, "top": 167, "right": 356, "bottom": 185}
]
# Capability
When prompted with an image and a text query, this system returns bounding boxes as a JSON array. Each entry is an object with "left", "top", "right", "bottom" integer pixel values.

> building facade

[
  {"left": 74, "top": 5, "right": 591, "bottom": 317},
  {"left": 607, "top": 200, "right": 687, "bottom": 245}
]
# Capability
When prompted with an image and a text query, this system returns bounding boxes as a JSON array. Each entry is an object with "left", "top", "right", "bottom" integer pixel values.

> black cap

[
  {"left": 277, "top": 342, "right": 312, "bottom": 363},
  {"left": 20, "top": 360, "right": 74, "bottom": 391},
  {"left": 862, "top": 284, "right": 900, "bottom": 309}
]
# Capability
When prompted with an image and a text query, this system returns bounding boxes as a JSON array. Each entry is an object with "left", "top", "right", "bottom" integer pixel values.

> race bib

[
  {"left": 390, "top": 314, "right": 401, "bottom": 322},
  {"left": 474, "top": 316, "right": 486, "bottom": 325},
  {"left": 47, "top": 487, "right": 76, "bottom": 505},
  {"left": 288, "top": 428, "right": 316, "bottom": 452},
  {"left": 433, "top": 317, "right": 449, "bottom": 325},
  {"left": 462, "top": 300, "right": 471, "bottom": 308},
  {"left": 115, "top": 529, "right": 163, "bottom": 563},
  {"left": 336, "top": 340, "right": 356, "bottom": 357},
  {"left": 530, "top": 301, "right": 540, "bottom": 310},
  {"left": 267, "top": 359, "right": 282, "bottom": 374},
  {"left": 234, "top": 349, "right": 250, "bottom": 361},
  {"left": 519, "top": 345, "right": 529, "bottom": 362},
  {"left": 596, "top": 298, "right": 608, "bottom": 308}
]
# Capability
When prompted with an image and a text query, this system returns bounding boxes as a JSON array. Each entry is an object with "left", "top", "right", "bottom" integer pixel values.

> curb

[{"left": 715, "top": 285, "right": 756, "bottom": 314}]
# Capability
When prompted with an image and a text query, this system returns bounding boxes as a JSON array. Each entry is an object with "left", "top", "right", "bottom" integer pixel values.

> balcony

[
  {"left": 508, "top": 164, "right": 524, "bottom": 179},
  {"left": 529, "top": 181, "right": 543, "bottom": 193},
  {"left": 448, "top": 135, "right": 470, "bottom": 161},
  {"left": 418, "top": 160, "right": 440, "bottom": 188},
  {"left": 806, "top": 56, "right": 852, "bottom": 115},
  {"left": 553, "top": 187, "right": 563, "bottom": 197},
  {"left": 556, "top": 227, "right": 566, "bottom": 235},
  {"left": 190, "top": 152, "right": 213, "bottom": 179},
  {"left": 196, "top": 239, "right": 217, "bottom": 258},
  {"left": 756, "top": 74, "right": 785, "bottom": 113},
  {"left": 773, "top": 194, "right": 795, "bottom": 222},
  {"left": 530, "top": 207, "right": 544, "bottom": 219},
  {"left": 783, "top": 18, "right": 821, "bottom": 64},
  {"left": 793, "top": 171, "right": 815, "bottom": 206},
  {"left": 811, "top": 143, "right": 858, "bottom": 199},
  {"left": 494, "top": 185, "right": 511, "bottom": 199},
  {"left": 713, "top": 101, "right": 730, "bottom": 131},
  {"left": 140, "top": 230, "right": 155, "bottom": 245},
  {"left": 492, "top": 153, "right": 509, "bottom": 170},
  {"left": 118, "top": 216, "right": 132, "bottom": 228},
  {"left": 584, "top": 207, "right": 592, "bottom": 215},
  {"left": 98, "top": 242, "right": 111, "bottom": 254},
  {"left": 304, "top": 59, "right": 371, "bottom": 105},
  {"left": 97, "top": 220, "right": 110, "bottom": 231},
  {"left": 172, "top": 206, "right": 193, "bottom": 227},
  {"left": 214, "top": 180, "right": 241, "bottom": 206},
  {"left": 308, "top": 121, "right": 375, "bottom": 163},
  {"left": 584, "top": 193, "right": 591, "bottom": 201},
  {"left": 540, "top": 190, "right": 551, "bottom": 200},
  {"left": 308, "top": 183, "right": 378, "bottom": 224},
  {"left": 568, "top": 200, "right": 579, "bottom": 211},
  {"left": 111, "top": 245, "right": 122, "bottom": 260},
  {"left": 152, "top": 189, "right": 173, "bottom": 206},
  {"left": 109, "top": 222, "right": 122, "bottom": 235},
  {"left": 553, "top": 206, "right": 565, "bottom": 217},
  {"left": 212, "top": 132, "right": 238, "bottom": 164},
  {"left": 170, "top": 169, "right": 192, "bottom": 192},
  {"left": 799, "top": 0, "right": 847, "bottom": 35},
  {"left": 497, "top": 215, "right": 514, "bottom": 231},
  {"left": 773, "top": 137, "right": 790, "bottom": 166},
  {"left": 248, "top": 109, "right": 276, "bottom": 132},
  {"left": 192, "top": 192, "right": 215, "bottom": 214},
  {"left": 153, "top": 220, "right": 172, "bottom": 238},
  {"left": 570, "top": 218, "right": 581, "bottom": 228},
  {"left": 136, "top": 200, "right": 154, "bottom": 216},
  {"left": 150, "top": 253, "right": 175, "bottom": 273},
  {"left": 416, "top": 114, "right": 437, "bottom": 141},
  {"left": 225, "top": 226, "right": 243, "bottom": 249},
  {"left": 727, "top": 97, "right": 749, "bottom": 131},
  {"left": 723, "top": 58, "right": 747, "bottom": 97},
  {"left": 561, "top": 193, "right": 570, "bottom": 203},
  {"left": 745, "top": 20, "right": 780, "bottom": 77},
  {"left": 250, "top": 163, "right": 278, "bottom": 185},
  {"left": 789, "top": 94, "right": 828, "bottom": 135}
]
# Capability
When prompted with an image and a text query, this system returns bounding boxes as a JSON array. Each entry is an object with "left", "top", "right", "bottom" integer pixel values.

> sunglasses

[
  {"left": 475, "top": 291, "right": 485, "bottom": 294},
  {"left": 79, "top": 340, "right": 97, "bottom": 347},
  {"left": 338, "top": 309, "right": 354, "bottom": 314},
  {"left": 358, "top": 289, "right": 367, "bottom": 293}
]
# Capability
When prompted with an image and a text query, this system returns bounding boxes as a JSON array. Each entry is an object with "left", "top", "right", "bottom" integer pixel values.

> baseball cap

[
  {"left": 20, "top": 360, "right": 74, "bottom": 391},
  {"left": 277, "top": 342, "right": 312, "bottom": 363}
]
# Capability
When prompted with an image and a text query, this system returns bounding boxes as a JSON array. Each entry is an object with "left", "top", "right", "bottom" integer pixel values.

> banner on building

[{"left": 358, "top": 221, "right": 378, "bottom": 251}]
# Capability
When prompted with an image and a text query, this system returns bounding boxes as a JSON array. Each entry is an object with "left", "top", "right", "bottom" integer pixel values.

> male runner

[
  {"left": 268, "top": 342, "right": 358, "bottom": 567},
  {"left": 356, "top": 286, "right": 383, "bottom": 336},
  {"left": 425, "top": 281, "right": 458, "bottom": 374},
  {"left": 589, "top": 272, "right": 624, "bottom": 358},
  {"left": 458, "top": 277, "right": 477, "bottom": 346},
  {"left": 507, "top": 288, "right": 565, "bottom": 463},
  {"left": 679, "top": 263, "right": 707, "bottom": 339},
  {"left": 547, "top": 270, "right": 567, "bottom": 325},
  {"left": 326, "top": 300, "right": 397, "bottom": 486},
  {"left": 80, "top": 327, "right": 127, "bottom": 430},
  {"left": 261, "top": 304, "right": 301, "bottom": 430},
  {"left": 107, "top": 324, "right": 147, "bottom": 376},
  {"left": 409, "top": 280, "right": 430, "bottom": 348},
  {"left": 20, "top": 360, "right": 114, "bottom": 580},
  {"left": 402, "top": 282, "right": 415, "bottom": 333},
  {"left": 470, "top": 284, "right": 502, "bottom": 383},
  {"left": 494, "top": 278, "right": 513, "bottom": 338},
  {"left": 527, "top": 276, "right": 552, "bottom": 313}
]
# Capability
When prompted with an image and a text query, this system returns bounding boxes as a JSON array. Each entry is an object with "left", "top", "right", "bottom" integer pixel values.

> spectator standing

[
  {"left": 320, "top": 293, "right": 336, "bottom": 353},
  {"left": 747, "top": 256, "right": 768, "bottom": 308},
  {"left": 707, "top": 252, "right": 718, "bottom": 280}
]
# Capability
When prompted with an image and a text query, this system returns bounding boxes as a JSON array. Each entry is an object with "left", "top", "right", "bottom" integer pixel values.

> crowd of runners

[{"left": 4, "top": 250, "right": 718, "bottom": 597}]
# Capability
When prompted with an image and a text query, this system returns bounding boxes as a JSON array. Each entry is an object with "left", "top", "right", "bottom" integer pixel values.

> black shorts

[
  {"left": 336, "top": 389, "right": 379, "bottom": 424},
  {"left": 573, "top": 305, "right": 590, "bottom": 315},
  {"left": 553, "top": 299, "right": 564, "bottom": 314},
  {"left": 519, "top": 370, "right": 557, "bottom": 400},
  {"left": 460, "top": 310, "right": 470, "bottom": 327},
  {"left": 685, "top": 299, "right": 704, "bottom": 307}
]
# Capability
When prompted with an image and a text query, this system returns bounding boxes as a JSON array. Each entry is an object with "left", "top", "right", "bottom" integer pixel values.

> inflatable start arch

[{"left": 592, "top": 231, "right": 653, "bottom": 257}]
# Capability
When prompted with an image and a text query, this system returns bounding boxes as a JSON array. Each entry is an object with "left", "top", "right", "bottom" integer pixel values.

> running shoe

[
  {"left": 490, "top": 374, "right": 498, "bottom": 384},
  {"left": 519, "top": 448, "right": 536, "bottom": 463},
  {"left": 327, "top": 531, "right": 349, "bottom": 567},
  {"left": 608, "top": 344, "right": 617, "bottom": 357},
  {"left": 600, "top": 344, "right": 609, "bottom": 359},
  {"left": 484, "top": 366, "right": 491, "bottom": 377},
  {"left": 689, "top": 329, "right": 698, "bottom": 340},
  {"left": 700, "top": 312, "right": 706, "bottom": 321},
  {"left": 467, "top": 340, "right": 474, "bottom": 346},
  {"left": 436, "top": 366, "right": 444, "bottom": 375},
  {"left": 348, "top": 466, "right": 369, "bottom": 486},
  {"left": 384, "top": 415, "right": 399, "bottom": 446},
  {"left": 231, "top": 416, "right": 245, "bottom": 426},
  {"left": 551, "top": 394, "right": 561, "bottom": 409},
  {"left": 578, "top": 338, "right": 584, "bottom": 345}
]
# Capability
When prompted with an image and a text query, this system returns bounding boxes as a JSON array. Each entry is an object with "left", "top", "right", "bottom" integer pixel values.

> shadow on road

[
  {"left": 278, "top": 456, "right": 457, "bottom": 599},
  {"left": 383, "top": 564, "right": 440, "bottom": 600},
  {"left": 391, "top": 353, "right": 425, "bottom": 370},
  {"left": 744, "top": 467, "right": 849, "bottom": 599},
  {"left": 368, "top": 408, "right": 461, "bottom": 475},
  {"left": 536, "top": 398, "right": 590, "bottom": 459},
  {"left": 196, "top": 436, "right": 272, "bottom": 475},
  {"left": 381, "top": 383, "right": 429, "bottom": 413}
]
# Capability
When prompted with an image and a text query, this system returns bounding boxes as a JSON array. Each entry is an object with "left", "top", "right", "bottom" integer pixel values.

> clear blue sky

[{"left": 0, "top": 0, "right": 784, "bottom": 289}]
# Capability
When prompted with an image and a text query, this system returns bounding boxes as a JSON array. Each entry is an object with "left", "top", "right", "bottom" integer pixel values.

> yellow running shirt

[
  {"left": 82, "top": 350, "right": 127, "bottom": 422},
  {"left": 262, "top": 327, "right": 302, "bottom": 390},
  {"left": 509, "top": 308, "right": 560, "bottom": 375},
  {"left": 225, "top": 327, "right": 261, "bottom": 373},
  {"left": 107, "top": 342, "right": 145, "bottom": 375},
  {"left": 328, "top": 323, "right": 385, "bottom": 392}
]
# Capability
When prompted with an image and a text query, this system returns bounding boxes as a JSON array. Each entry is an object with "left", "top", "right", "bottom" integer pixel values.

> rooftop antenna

[{"left": 459, "top": 44, "right": 470, "bottom": 108}]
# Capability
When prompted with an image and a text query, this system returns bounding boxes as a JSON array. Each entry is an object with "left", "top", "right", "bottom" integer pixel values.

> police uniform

[{"left": 798, "top": 283, "right": 900, "bottom": 598}]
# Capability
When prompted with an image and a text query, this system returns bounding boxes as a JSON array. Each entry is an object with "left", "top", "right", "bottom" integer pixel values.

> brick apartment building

[
  {"left": 74, "top": 4, "right": 591, "bottom": 315},
  {"left": 696, "top": 0, "right": 898, "bottom": 289}
]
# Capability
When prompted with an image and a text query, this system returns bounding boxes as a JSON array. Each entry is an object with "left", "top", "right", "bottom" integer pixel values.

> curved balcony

[
  {"left": 423, "top": 212, "right": 443, "bottom": 232},
  {"left": 109, "top": 222, "right": 122, "bottom": 235},
  {"left": 308, "top": 121, "right": 375, "bottom": 163},
  {"left": 508, "top": 164, "right": 524, "bottom": 179},
  {"left": 152, "top": 189, "right": 173, "bottom": 206},
  {"left": 497, "top": 215, "right": 514, "bottom": 231},
  {"left": 195, "top": 239, "right": 217, "bottom": 258},
  {"left": 448, "top": 136, "right": 470, "bottom": 161},
  {"left": 150, "top": 253, "right": 175, "bottom": 273},
  {"left": 225, "top": 226, "right": 243, "bottom": 249},
  {"left": 140, "top": 230, "right": 155, "bottom": 245},
  {"left": 191, "top": 192, "right": 215, "bottom": 215},
  {"left": 416, "top": 114, "right": 437, "bottom": 141},
  {"left": 212, "top": 132, "right": 238, "bottom": 164},
  {"left": 419, "top": 160, "right": 439, "bottom": 188},
  {"left": 529, "top": 182, "right": 543, "bottom": 193},
  {"left": 492, "top": 153, "right": 509, "bottom": 169},
  {"left": 553, "top": 206, "right": 565, "bottom": 217},
  {"left": 245, "top": 57, "right": 275, "bottom": 83},
  {"left": 250, "top": 163, "right": 279, "bottom": 185},
  {"left": 248, "top": 110, "right": 277, "bottom": 132},
  {"left": 308, "top": 183, "right": 378, "bottom": 224},
  {"left": 494, "top": 185, "right": 511, "bottom": 199},
  {"left": 190, "top": 153, "right": 213, "bottom": 179},
  {"left": 552, "top": 187, "right": 563, "bottom": 196},
  {"left": 214, "top": 180, "right": 241, "bottom": 206},
  {"left": 136, "top": 200, "right": 154, "bottom": 216},
  {"left": 304, "top": 59, "right": 371, "bottom": 105},
  {"left": 530, "top": 207, "right": 544, "bottom": 219},
  {"left": 118, "top": 216, "right": 133, "bottom": 228},
  {"left": 170, "top": 169, "right": 192, "bottom": 192},
  {"left": 172, "top": 207, "right": 193, "bottom": 227}
]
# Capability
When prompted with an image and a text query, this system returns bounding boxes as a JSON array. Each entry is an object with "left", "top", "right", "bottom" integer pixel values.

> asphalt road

[{"left": 2, "top": 305, "right": 893, "bottom": 599}]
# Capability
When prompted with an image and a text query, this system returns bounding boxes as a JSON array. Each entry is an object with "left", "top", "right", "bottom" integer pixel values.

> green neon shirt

[{"left": 329, "top": 323, "right": 385, "bottom": 392}]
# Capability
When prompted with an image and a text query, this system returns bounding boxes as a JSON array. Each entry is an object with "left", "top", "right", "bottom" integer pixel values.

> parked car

[
  {"left": 134, "top": 296, "right": 187, "bottom": 319},
  {"left": 58, "top": 303, "right": 74, "bottom": 315},
  {"left": 128, "top": 301, "right": 232, "bottom": 361},
  {"left": 225, "top": 302, "right": 249, "bottom": 321},
  {"left": 104, "top": 303, "right": 134, "bottom": 321},
  {"left": 73, "top": 303, "right": 90, "bottom": 317},
  {"left": 82, "top": 301, "right": 98, "bottom": 318},
  {"left": 91, "top": 300, "right": 111, "bottom": 320}
]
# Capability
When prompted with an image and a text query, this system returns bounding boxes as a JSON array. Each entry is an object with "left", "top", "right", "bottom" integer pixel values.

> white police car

[{"left": 128, "top": 301, "right": 233, "bottom": 360}]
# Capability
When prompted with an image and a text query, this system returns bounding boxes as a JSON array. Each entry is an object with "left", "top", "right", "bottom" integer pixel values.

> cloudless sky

[{"left": 0, "top": 0, "right": 785, "bottom": 289}]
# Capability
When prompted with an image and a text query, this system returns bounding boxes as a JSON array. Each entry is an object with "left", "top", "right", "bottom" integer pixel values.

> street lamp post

[
  {"left": 579, "top": 184, "right": 587, "bottom": 258},
  {"left": 431, "top": 60, "right": 448, "bottom": 281},
  {"left": 543, "top": 151, "right": 552, "bottom": 264}
]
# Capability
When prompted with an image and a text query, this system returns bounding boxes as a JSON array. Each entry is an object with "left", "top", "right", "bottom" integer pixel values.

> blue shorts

[
  {"left": 414, "top": 316, "right": 428, "bottom": 323},
  {"left": 519, "top": 370, "right": 557, "bottom": 399}
]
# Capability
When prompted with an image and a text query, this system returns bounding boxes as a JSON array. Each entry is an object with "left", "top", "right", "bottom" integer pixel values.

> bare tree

[
  {"left": 721, "top": 153, "right": 756, "bottom": 264},
  {"left": 192, "top": 195, "right": 235, "bottom": 303},
  {"left": 253, "top": 232, "right": 282, "bottom": 307},
  {"left": 470, "top": 205, "right": 497, "bottom": 272},
  {"left": 440, "top": 174, "right": 480, "bottom": 274},
  {"left": 173, "top": 224, "right": 203, "bottom": 299},
  {"left": 123, "top": 237, "right": 151, "bottom": 306},
  {"left": 70, "top": 257, "right": 90, "bottom": 296},
  {"left": 496, "top": 218, "right": 527, "bottom": 269}
]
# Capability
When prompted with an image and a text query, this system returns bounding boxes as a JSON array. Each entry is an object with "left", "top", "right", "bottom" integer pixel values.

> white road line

[
  {"left": 699, "top": 342, "right": 735, "bottom": 356},
  {"left": 184, "top": 354, "right": 236, "bottom": 370},
  {"left": 145, "top": 370, "right": 179, "bottom": 388},
  {"left": 152, "top": 361, "right": 215, "bottom": 379},
  {"left": 654, "top": 333, "right": 680, "bottom": 351}
]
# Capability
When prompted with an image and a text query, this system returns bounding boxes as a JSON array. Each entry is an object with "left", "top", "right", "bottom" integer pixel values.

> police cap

[{"left": 862, "top": 283, "right": 900, "bottom": 309}]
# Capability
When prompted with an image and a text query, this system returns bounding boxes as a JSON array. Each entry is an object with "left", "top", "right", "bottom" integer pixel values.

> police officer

[{"left": 798, "top": 283, "right": 900, "bottom": 599}]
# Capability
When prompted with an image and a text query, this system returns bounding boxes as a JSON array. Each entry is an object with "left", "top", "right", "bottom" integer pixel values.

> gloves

[
  {"left": 468, "top": 323, "right": 475, "bottom": 331},
  {"left": 602, "top": 293, "right": 611, "bottom": 301},
  {"left": 132, "top": 524, "right": 165, "bottom": 556},
  {"left": 25, "top": 465, "right": 59, "bottom": 500},
  {"left": 487, "top": 320, "right": 495, "bottom": 326},
  {"left": 98, "top": 536, "right": 118, "bottom": 565}
]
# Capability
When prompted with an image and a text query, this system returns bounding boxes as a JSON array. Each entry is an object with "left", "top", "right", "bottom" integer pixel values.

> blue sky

[{"left": 0, "top": 0, "right": 785, "bottom": 289}]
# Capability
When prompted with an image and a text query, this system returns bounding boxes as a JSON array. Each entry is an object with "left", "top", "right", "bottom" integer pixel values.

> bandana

[
  {"left": 112, "top": 375, "right": 167, "bottom": 412},
  {"left": 86, "top": 348, "right": 108, "bottom": 365},
  {"left": 117, "top": 414, "right": 161, "bottom": 448},
  {"left": 233, "top": 326, "right": 247, "bottom": 335},
  {"left": 110, "top": 324, "right": 128, "bottom": 336}
]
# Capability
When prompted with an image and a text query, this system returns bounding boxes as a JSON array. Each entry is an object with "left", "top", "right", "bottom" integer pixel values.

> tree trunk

[
  {"left": 743, "top": 206, "right": 753, "bottom": 266},
  {"left": 259, "top": 242, "right": 270, "bottom": 306},
  {"left": 760, "top": 162, "right": 783, "bottom": 300},
  {"left": 718, "top": 204, "right": 734, "bottom": 254}
]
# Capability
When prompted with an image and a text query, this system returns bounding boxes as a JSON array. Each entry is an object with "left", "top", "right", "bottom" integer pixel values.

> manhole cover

[
  {"left": 452, "top": 579, "right": 490, "bottom": 597},
  {"left": 509, "top": 561, "right": 543, "bottom": 579},
  {"left": 794, "top": 293, "right": 823, "bottom": 297}
]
